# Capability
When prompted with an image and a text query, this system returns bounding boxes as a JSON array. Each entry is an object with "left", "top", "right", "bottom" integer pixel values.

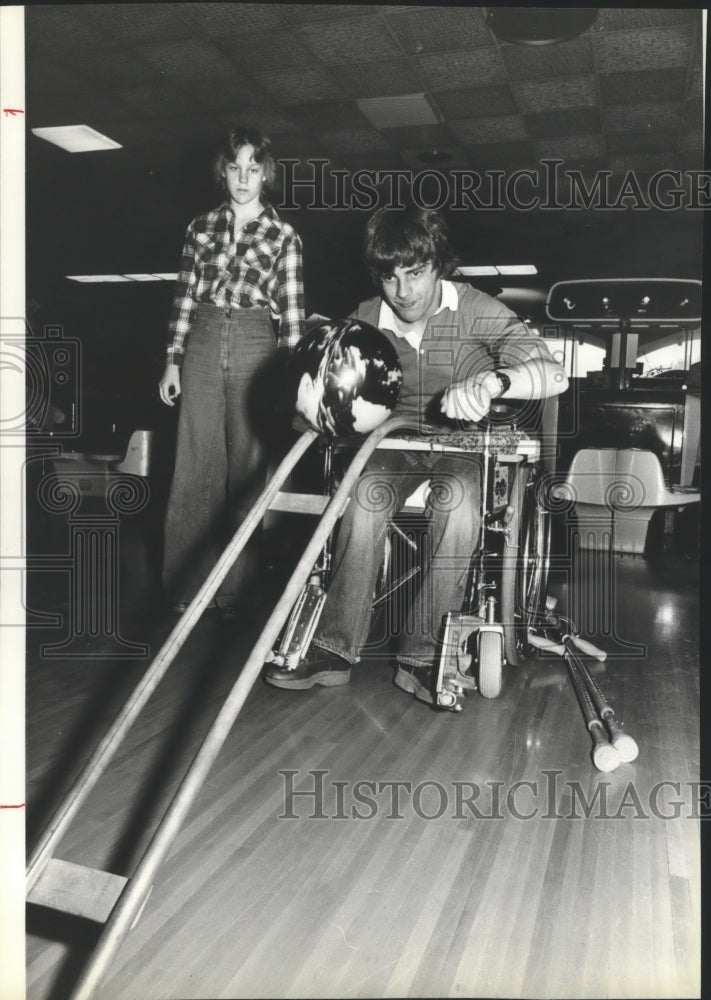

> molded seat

[{"left": 559, "top": 447, "right": 700, "bottom": 554}]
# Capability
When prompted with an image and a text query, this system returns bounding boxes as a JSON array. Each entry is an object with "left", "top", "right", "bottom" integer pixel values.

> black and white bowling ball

[{"left": 293, "top": 319, "right": 402, "bottom": 436}]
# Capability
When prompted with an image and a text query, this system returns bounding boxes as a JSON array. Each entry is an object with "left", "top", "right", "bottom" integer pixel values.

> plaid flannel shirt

[{"left": 167, "top": 203, "right": 305, "bottom": 366}]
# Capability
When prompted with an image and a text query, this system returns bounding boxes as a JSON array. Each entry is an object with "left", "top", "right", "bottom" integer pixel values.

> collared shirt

[
  {"left": 355, "top": 281, "right": 554, "bottom": 425},
  {"left": 167, "top": 202, "right": 305, "bottom": 365},
  {"left": 377, "top": 279, "right": 459, "bottom": 352}
]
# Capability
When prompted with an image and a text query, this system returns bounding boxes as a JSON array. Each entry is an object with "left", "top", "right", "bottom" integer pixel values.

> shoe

[
  {"left": 394, "top": 663, "right": 434, "bottom": 705},
  {"left": 264, "top": 649, "right": 351, "bottom": 690}
]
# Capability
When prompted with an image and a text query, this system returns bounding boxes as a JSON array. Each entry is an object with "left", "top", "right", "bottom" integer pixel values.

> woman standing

[{"left": 159, "top": 126, "right": 305, "bottom": 619}]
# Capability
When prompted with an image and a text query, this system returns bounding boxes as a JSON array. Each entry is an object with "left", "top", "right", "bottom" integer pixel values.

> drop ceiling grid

[{"left": 24, "top": 5, "right": 705, "bottom": 177}]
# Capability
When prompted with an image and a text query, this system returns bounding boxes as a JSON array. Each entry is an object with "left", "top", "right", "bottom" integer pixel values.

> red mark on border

[
  {"left": 0, "top": 803, "right": 26, "bottom": 809},
  {"left": 3, "top": 108, "right": 24, "bottom": 117}
]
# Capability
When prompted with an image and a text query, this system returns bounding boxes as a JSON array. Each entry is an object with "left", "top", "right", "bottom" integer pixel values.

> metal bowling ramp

[{"left": 27, "top": 415, "right": 412, "bottom": 1000}]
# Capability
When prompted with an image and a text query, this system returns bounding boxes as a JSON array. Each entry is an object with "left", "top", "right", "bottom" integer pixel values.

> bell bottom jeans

[
  {"left": 163, "top": 303, "right": 277, "bottom": 610},
  {"left": 314, "top": 448, "right": 482, "bottom": 668}
]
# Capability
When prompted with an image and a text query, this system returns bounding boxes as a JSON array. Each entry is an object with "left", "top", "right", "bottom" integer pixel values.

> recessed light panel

[
  {"left": 32, "top": 125, "right": 122, "bottom": 152},
  {"left": 496, "top": 265, "right": 539, "bottom": 275}
]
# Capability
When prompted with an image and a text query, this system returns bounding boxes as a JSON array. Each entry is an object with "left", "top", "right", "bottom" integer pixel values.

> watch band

[{"left": 493, "top": 369, "right": 511, "bottom": 398}]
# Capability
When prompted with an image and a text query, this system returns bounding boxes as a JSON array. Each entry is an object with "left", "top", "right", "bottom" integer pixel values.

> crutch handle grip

[
  {"left": 569, "top": 635, "right": 607, "bottom": 661},
  {"left": 527, "top": 632, "right": 566, "bottom": 656}
]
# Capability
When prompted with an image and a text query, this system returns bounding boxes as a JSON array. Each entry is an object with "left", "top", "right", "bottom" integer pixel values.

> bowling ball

[{"left": 293, "top": 319, "right": 402, "bottom": 437}]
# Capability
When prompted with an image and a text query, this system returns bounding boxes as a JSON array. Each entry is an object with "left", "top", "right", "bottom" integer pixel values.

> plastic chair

[{"left": 559, "top": 447, "right": 700, "bottom": 554}]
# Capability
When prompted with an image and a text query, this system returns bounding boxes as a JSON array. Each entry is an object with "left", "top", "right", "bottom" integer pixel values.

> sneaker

[
  {"left": 394, "top": 663, "right": 434, "bottom": 705},
  {"left": 264, "top": 648, "right": 351, "bottom": 690}
]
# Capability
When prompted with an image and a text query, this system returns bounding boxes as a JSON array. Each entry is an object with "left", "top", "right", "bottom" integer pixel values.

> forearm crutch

[{"left": 528, "top": 620, "right": 638, "bottom": 771}]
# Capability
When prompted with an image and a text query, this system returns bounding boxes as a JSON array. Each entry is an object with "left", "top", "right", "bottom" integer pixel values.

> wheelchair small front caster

[{"left": 478, "top": 630, "right": 504, "bottom": 699}]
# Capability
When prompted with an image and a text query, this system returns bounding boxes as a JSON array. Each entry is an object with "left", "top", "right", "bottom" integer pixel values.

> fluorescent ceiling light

[
  {"left": 457, "top": 266, "right": 500, "bottom": 277},
  {"left": 357, "top": 94, "right": 439, "bottom": 128},
  {"left": 67, "top": 273, "right": 178, "bottom": 283},
  {"left": 32, "top": 125, "right": 122, "bottom": 152},
  {"left": 66, "top": 274, "right": 130, "bottom": 283},
  {"left": 496, "top": 265, "right": 538, "bottom": 275},
  {"left": 457, "top": 265, "right": 539, "bottom": 277}
]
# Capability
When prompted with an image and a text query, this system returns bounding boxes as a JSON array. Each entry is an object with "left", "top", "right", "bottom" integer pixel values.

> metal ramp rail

[{"left": 27, "top": 415, "right": 412, "bottom": 1000}]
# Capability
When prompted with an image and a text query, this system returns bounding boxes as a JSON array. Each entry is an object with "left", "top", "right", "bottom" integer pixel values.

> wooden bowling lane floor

[{"left": 26, "top": 549, "right": 700, "bottom": 999}]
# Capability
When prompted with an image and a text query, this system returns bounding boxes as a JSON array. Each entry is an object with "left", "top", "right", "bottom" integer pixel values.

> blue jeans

[
  {"left": 314, "top": 449, "right": 482, "bottom": 668},
  {"left": 163, "top": 303, "right": 277, "bottom": 610}
]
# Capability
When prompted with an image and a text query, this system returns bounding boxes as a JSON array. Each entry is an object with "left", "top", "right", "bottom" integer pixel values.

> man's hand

[
  {"left": 159, "top": 363, "right": 181, "bottom": 406},
  {"left": 440, "top": 371, "right": 499, "bottom": 423}
]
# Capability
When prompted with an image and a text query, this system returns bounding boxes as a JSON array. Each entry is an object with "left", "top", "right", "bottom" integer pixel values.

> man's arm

[{"left": 441, "top": 342, "right": 568, "bottom": 423}]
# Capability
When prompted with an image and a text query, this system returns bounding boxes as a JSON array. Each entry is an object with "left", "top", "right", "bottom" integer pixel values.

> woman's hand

[{"left": 159, "top": 363, "right": 181, "bottom": 406}]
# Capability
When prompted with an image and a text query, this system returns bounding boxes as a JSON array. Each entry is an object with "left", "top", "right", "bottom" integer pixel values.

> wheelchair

[{"left": 266, "top": 403, "right": 553, "bottom": 711}]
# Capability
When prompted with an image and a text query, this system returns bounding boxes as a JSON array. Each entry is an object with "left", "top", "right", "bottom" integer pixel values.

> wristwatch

[{"left": 492, "top": 369, "right": 511, "bottom": 398}]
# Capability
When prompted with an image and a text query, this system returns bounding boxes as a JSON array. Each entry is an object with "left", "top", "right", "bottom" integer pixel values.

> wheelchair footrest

[
  {"left": 266, "top": 581, "right": 327, "bottom": 669},
  {"left": 435, "top": 612, "right": 506, "bottom": 709}
]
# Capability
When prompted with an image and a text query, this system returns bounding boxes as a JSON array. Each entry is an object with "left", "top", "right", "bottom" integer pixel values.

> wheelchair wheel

[
  {"left": 478, "top": 630, "right": 503, "bottom": 699},
  {"left": 501, "top": 464, "right": 551, "bottom": 667}
]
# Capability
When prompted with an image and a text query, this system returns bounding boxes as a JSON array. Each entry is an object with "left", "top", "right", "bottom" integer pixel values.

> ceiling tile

[
  {"left": 328, "top": 60, "right": 419, "bottom": 98},
  {"left": 432, "top": 85, "right": 517, "bottom": 119},
  {"left": 678, "top": 130, "right": 704, "bottom": 153},
  {"left": 267, "top": 131, "right": 328, "bottom": 158},
  {"left": 607, "top": 129, "right": 678, "bottom": 155},
  {"left": 116, "top": 82, "right": 206, "bottom": 116},
  {"left": 681, "top": 99, "right": 704, "bottom": 131},
  {"left": 463, "top": 141, "right": 537, "bottom": 171},
  {"left": 138, "top": 40, "right": 238, "bottom": 80},
  {"left": 599, "top": 69, "right": 688, "bottom": 105},
  {"left": 594, "top": 25, "right": 695, "bottom": 73},
  {"left": 179, "top": 74, "right": 274, "bottom": 113},
  {"left": 415, "top": 48, "right": 507, "bottom": 89},
  {"left": 603, "top": 103, "right": 683, "bottom": 133},
  {"left": 450, "top": 116, "right": 527, "bottom": 146},
  {"left": 677, "top": 149, "right": 704, "bottom": 171},
  {"left": 253, "top": 66, "right": 343, "bottom": 104},
  {"left": 84, "top": 3, "right": 196, "bottom": 44},
  {"left": 279, "top": 4, "right": 381, "bottom": 22},
  {"left": 220, "top": 30, "right": 313, "bottom": 70},
  {"left": 176, "top": 2, "right": 287, "bottom": 34},
  {"left": 535, "top": 135, "right": 605, "bottom": 160},
  {"left": 526, "top": 108, "right": 601, "bottom": 140},
  {"left": 319, "top": 128, "right": 393, "bottom": 155},
  {"left": 381, "top": 123, "right": 455, "bottom": 150},
  {"left": 398, "top": 147, "right": 474, "bottom": 171},
  {"left": 515, "top": 76, "right": 598, "bottom": 114},
  {"left": 215, "top": 109, "right": 304, "bottom": 136},
  {"left": 26, "top": 5, "right": 114, "bottom": 52},
  {"left": 297, "top": 15, "right": 403, "bottom": 63},
  {"left": 332, "top": 152, "right": 408, "bottom": 173},
  {"left": 69, "top": 46, "right": 160, "bottom": 88},
  {"left": 384, "top": 7, "right": 493, "bottom": 53},
  {"left": 289, "top": 101, "right": 370, "bottom": 132},
  {"left": 501, "top": 35, "right": 594, "bottom": 80},
  {"left": 609, "top": 152, "right": 677, "bottom": 176},
  {"left": 688, "top": 68, "right": 704, "bottom": 100},
  {"left": 594, "top": 8, "right": 699, "bottom": 31}
]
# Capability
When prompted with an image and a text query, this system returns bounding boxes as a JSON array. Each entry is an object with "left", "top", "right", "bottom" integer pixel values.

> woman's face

[{"left": 222, "top": 144, "right": 265, "bottom": 210}]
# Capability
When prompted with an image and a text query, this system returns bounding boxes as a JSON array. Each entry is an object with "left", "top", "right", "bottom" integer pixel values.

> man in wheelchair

[{"left": 264, "top": 206, "right": 568, "bottom": 704}]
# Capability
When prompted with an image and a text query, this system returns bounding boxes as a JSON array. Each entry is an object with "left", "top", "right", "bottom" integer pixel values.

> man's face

[
  {"left": 222, "top": 144, "right": 265, "bottom": 209},
  {"left": 379, "top": 261, "right": 442, "bottom": 326}
]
